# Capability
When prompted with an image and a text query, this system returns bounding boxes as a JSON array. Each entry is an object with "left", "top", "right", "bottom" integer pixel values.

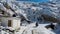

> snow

[
  {"left": 15, "top": 23, "right": 56, "bottom": 34},
  {"left": 6, "top": 9, "right": 15, "bottom": 16},
  {"left": 0, "top": 0, "right": 60, "bottom": 34},
  {"left": 0, "top": 3, "right": 6, "bottom": 11}
]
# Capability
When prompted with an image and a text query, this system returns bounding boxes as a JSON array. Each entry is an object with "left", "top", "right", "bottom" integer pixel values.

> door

[{"left": 8, "top": 20, "right": 12, "bottom": 27}]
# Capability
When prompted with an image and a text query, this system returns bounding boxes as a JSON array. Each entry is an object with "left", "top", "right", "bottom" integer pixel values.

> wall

[
  {"left": 12, "top": 19, "right": 20, "bottom": 30},
  {"left": 1, "top": 17, "right": 8, "bottom": 27}
]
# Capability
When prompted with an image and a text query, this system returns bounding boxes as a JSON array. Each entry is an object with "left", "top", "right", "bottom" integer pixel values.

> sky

[{"left": 16, "top": 0, "right": 51, "bottom": 2}]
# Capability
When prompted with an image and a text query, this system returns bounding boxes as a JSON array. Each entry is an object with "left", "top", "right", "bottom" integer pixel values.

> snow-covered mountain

[{"left": 0, "top": 0, "right": 60, "bottom": 23}]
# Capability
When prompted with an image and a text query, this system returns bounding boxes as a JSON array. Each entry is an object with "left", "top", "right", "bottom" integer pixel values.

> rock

[{"left": 41, "top": 14, "right": 60, "bottom": 23}]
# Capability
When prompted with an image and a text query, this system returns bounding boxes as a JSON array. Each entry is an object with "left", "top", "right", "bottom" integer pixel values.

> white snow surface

[{"left": 15, "top": 23, "right": 56, "bottom": 34}]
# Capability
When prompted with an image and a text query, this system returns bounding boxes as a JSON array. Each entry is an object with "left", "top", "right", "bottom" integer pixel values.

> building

[{"left": 1, "top": 17, "right": 21, "bottom": 30}]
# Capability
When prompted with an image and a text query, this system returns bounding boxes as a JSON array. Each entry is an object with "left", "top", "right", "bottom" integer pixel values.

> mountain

[{"left": 0, "top": 0, "right": 60, "bottom": 23}]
